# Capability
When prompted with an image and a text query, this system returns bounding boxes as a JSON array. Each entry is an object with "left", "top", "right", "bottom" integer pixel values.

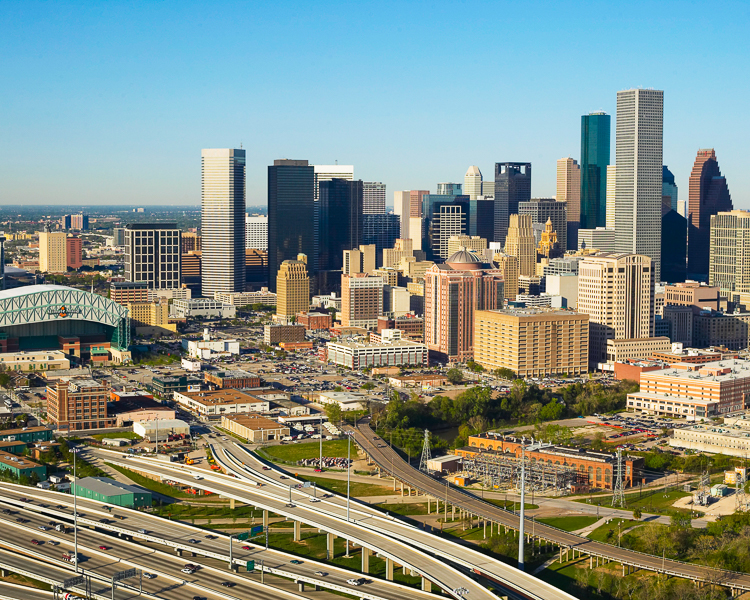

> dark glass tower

[
  {"left": 318, "top": 179, "right": 363, "bottom": 272},
  {"left": 661, "top": 209, "right": 687, "bottom": 283},
  {"left": 580, "top": 112, "right": 610, "bottom": 230},
  {"left": 267, "top": 159, "right": 315, "bottom": 291},
  {"left": 494, "top": 163, "right": 531, "bottom": 246},
  {"left": 362, "top": 214, "right": 400, "bottom": 264}
]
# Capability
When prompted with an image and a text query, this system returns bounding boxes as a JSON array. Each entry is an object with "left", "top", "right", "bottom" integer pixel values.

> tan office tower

[
  {"left": 382, "top": 238, "right": 414, "bottom": 269},
  {"left": 276, "top": 257, "right": 310, "bottom": 321},
  {"left": 709, "top": 210, "right": 750, "bottom": 302},
  {"left": 410, "top": 190, "right": 428, "bottom": 218},
  {"left": 393, "top": 191, "right": 411, "bottom": 240},
  {"left": 605, "top": 165, "right": 616, "bottom": 229},
  {"left": 493, "top": 252, "right": 519, "bottom": 300},
  {"left": 577, "top": 252, "right": 654, "bottom": 363},
  {"left": 38, "top": 229, "right": 67, "bottom": 273},
  {"left": 343, "top": 245, "right": 376, "bottom": 275},
  {"left": 341, "top": 273, "right": 384, "bottom": 329},
  {"left": 557, "top": 158, "right": 580, "bottom": 250},
  {"left": 464, "top": 166, "right": 482, "bottom": 200},
  {"left": 504, "top": 214, "right": 536, "bottom": 277},
  {"left": 447, "top": 235, "right": 486, "bottom": 257}
]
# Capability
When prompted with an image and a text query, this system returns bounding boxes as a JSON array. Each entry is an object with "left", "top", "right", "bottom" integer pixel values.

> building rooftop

[
  {"left": 178, "top": 389, "right": 267, "bottom": 406},
  {"left": 0, "top": 426, "right": 50, "bottom": 437},
  {"left": 74, "top": 476, "right": 150, "bottom": 497},
  {"left": 0, "top": 454, "right": 42, "bottom": 469},
  {"left": 109, "top": 397, "right": 172, "bottom": 415},
  {"left": 675, "top": 422, "right": 750, "bottom": 441},
  {"left": 327, "top": 339, "right": 427, "bottom": 350},
  {"left": 222, "top": 414, "right": 287, "bottom": 431},
  {"left": 482, "top": 307, "right": 582, "bottom": 318},
  {"left": 644, "top": 359, "right": 750, "bottom": 383},
  {"left": 135, "top": 419, "right": 189, "bottom": 430},
  {"left": 208, "top": 369, "right": 257, "bottom": 379}
]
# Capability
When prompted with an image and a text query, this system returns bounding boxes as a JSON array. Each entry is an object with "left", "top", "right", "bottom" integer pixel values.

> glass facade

[
  {"left": 362, "top": 214, "right": 400, "bottom": 265},
  {"left": 318, "top": 179, "right": 363, "bottom": 272},
  {"left": 493, "top": 163, "right": 531, "bottom": 246},
  {"left": 580, "top": 113, "right": 610, "bottom": 230}
]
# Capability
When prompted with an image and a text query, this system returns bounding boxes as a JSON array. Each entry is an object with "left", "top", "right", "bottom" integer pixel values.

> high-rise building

[
  {"left": 577, "top": 253, "right": 654, "bottom": 363},
  {"left": 662, "top": 166, "right": 678, "bottom": 212},
  {"left": 343, "top": 245, "right": 376, "bottom": 275},
  {"left": 268, "top": 159, "right": 314, "bottom": 291},
  {"left": 181, "top": 251, "right": 202, "bottom": 296},
  {"left": 661, "top": 210, "right": 687, "bottom": 284},
  {"left": 66, "top": 235, "right": 83, "bottom": 270},
  {"left": 363, "top": 182, "right": 386, "bottom": 215},
  {"left": 313, "top": 165, "right": 354, "bottom": 202},
  {"left": 423, "top": 250, "right": 504, "bottom": 362},
  {"left": 688, "top": 149, "right": 732, "bottom": 280},
  {"left": 605, "top": 165, "right": 616, "bottom": 229},
  {"left": 410, "top": 190, "right": 428, "bottom": 218},
  {"left": 492, "top": 252, "right": 519, "bottom": 300},
  {"left": 340, "top": 273, "right": 384, "bottom": 329},
  {"left": 181, "top": 232, "right": 201, "bottom": 253},
  {"left": 38, "top": 228, "right": 67, "bottom": 273},
  {"left": 614, "top": 89, "right": 664, "bottom": 282},
  {"left": 362, "top": 214, "right": 400, "bottom": 266},
  {"left": 112, "top": 228, "right": 126, "bottom": 247},
  {"left": 481, "top": 180, "right": 495, "bottom": 197},
  {"left": 437, "top": 183, "right": 462, "bottom": 196},
  {"left": 394, "top": 190, "right": 429, "bottom": 243},
  {"left": 201, "top": 148, "right": 246, "bottom": 296},
  {"left": 677, "top": 199, "right": 687, "bottom": 219},
  {"left": 536, "top": 219, "right": 562, "bottom": 259},
  {"left": 464, "top": 166, "right": 482, "bottom": 200},
  {"left": 578, "top": 227, "right": 616, "bottom": 252},
  {"left": 124, "top": 223, "right": 181, "bottom": 289},
  {"left": 276, "top": 257, "right": 310, "bottom": 320},
  {"left": 518, "top": 197, "right": 567, "bottom": 251},
  {"left": 447, "top": 235, "right": 486, "bottom": 257},
  {"left": 557, "top": 158, "right": 580, "bottom": 250},
  {"left": 468, "top": 198, "right": 495, "bottom": 242},
  {"left": 504, "top": 214, "right": 536, "bottom": 277},
  {"left": 580, "top": 112, "right": 610, "bottom": 231},
  {"left": 318, "top": 179, "right": 363, "bottom": 272},
  {"left": 494, "top": 162, "right": 531, "bottom": 246},
  {"left": 245, "top": 214, "right": 268, "bottom": 250},
  {"left": 709, "top": 210, "right": 750, "bottom": 302},
  {"left": 393, "top": 191, "right": 411, "bottom": 241},
  {"left": 71, "top": 213, "right": 89, "bottom": 231},
  {"left": 422, "top": 194, "right": 470, "bottom": 261},
  {"left": 60, "top": 215, "right": 71, "bottom": 230}
]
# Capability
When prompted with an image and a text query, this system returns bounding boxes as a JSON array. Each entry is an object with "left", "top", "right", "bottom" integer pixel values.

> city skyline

[{"left": 1, "top": 2, "right": 748, "bottom": 207}]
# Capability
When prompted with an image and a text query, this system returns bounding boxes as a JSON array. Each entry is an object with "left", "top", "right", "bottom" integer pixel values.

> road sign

[
  {"left": 247, "top": 560, "right": 255, "bottom": 571},
  {"left": 63, "top": 575, "right": 85, "bottom": 588},
  {"left": 303, "top": 481, "right": 311, "bottom": 488},
  {"left": 250, "top": 525, "right": 263, "bottom": 537},
  {"left": 113, "top": 568, "right": 138, "bottom": 582},
  {"left": 236, "top": 532, "right": 249, "bottom": 541}
]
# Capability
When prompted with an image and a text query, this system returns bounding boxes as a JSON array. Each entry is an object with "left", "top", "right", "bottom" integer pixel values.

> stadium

[{"left": 0, "top": 285, "right": 131, "bottom": 364}]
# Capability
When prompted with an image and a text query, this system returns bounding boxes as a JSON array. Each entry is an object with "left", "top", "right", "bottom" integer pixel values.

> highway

[
  {"left": 0, "top": 481, "right": 433, "bottom": 600},
  {"left": 347, "top": 418, "right": 750, "bottom": 593}
]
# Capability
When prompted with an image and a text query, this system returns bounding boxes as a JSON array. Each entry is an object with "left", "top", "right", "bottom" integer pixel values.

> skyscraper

[
  {"left": 504, "top": 214, "right": 536, "bottom": 277},
  {"left": 464, "top": 166, "right": 482, "bottom": 200},
  {"left": 201, "top": 148, "right": 246, "bottom": 297},
  {"left": 340, "top": 273, "right": 384, "bottom": 329},
  {"left": 318, "top": 179, "right": 363, "bottom": 271},
  {"left": 422, "top": 194, "right": 470, "bottom": 261},
  {"left": 363, "top": 182, "right": 386, "bottom": 214},
  {"left": 313, "top": 165, "right": 354, "bottom": 202},
  {"left": 38, "top": 227, "right": 67, "bottom": 274},
  {"left": 362, "top": 214, "right": 400, "bottom": 265},
  {"left": 605, "top": 165, "right": 616, "bottom": 229},
  {"left": 614, "top": 89, "right": 664, "bottom": 282},
  {"left": 580, "top": 112, "right": 610, "bottom": 231},
  {"left": 245, "top": 214, "right": 268, "bottom": 250},
  {"left": 276, "top": 257, "right": 310, "bottom": 321},
  {"left": 393, "top": 191, "right": 411, "bottom": 241},
  {"left": 661, "top": 209, "right": 687, "bottom": 284},
  {"left": 688, "top": 149, "right": 732, "bottom": 280},
  {"left": 557, "top": 158, "right": 580, "bottom": 250},
  {"left": 494, "top": 162, "right": 531, "bottom": 246},
  {"left": 709, "top": 210, "right": 750, "bottom": 302},
  {"left": 410, "top": 190, "right": 428, "bottom": 218},
  {"left": 518, "top": 198, "right": 567, "bottom": 252},
  {"left": 662, "top": 166, "right": 678, "bottom": 212},
  {"left": 268, "top": 159, "right": 315, "bottom": 292},
  {"left": 437, "top": 183, "right": 462, "bottom": 196},
  {"left": 124, "top": 223, "right": 181, "bottom": 289}
]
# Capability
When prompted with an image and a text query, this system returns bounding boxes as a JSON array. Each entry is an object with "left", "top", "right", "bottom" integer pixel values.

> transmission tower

[
  {"left": 418, "top": 429, "right": 431, "bottom": 472},
  {"left": 612, "top": 448, "right": 626, "bottom": 508}
]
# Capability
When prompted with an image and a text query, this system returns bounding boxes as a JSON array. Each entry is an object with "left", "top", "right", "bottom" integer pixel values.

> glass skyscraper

[
  {"left": 580, "top": 112, "right": 610, "bottom": 230},
  {"left": 318, "top": 179, "right": 363, "bottom": 272}
]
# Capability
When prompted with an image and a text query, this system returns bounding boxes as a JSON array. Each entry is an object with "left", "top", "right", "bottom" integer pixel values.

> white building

[
  {"left": 201, "top": 148, "right": 246, "bottom": 297},
  {"left": 578, "top": 227, "right": 615, "bottom": 251},
  {"left": 614, "top": 89, "right": 664, "bottom": 281},
  {"left": 134, "top": 419, "right": 190, "bottom": 439},
  {"left": 317, "top": 391, "right": 367, "bottom": 411},
  {"left": 171, "top": 298, "right": 236, "bottom": 320},
  {"left": 245, "top": 214, "right": 268, "bottom": 250},
  {"left": 671, "top": 422, "right": 750, "bottom": 458},
  {"left": 214, "top": 289, "right": 277, "bottom": 306},
  {"left": 545, "top": 273, "right": 578, "bottom": 309},
  {"left": 393, "top": 191, "right": 411, "bottom": 241},
  {"left": 173, "top": 389, "right": 270, "bottom": 418},
  {"left": 325, "top": 332, "right": 428, "bottom": 370},
  {"left": 313, "top": 165, "right": 354, "bottom": 202},
  {"left": 181, "top": 358, "right": 201, "bottom": 372},
  {"left": 464, "top": 166, "right": 482, "bottom": 200},
  {"left": 606, "top": 165, "right": 617, "bottom": 229},
  {"left": 363, "top": 182, "right": 386, "bottom": 214},
  {"left": 182, "top": 334, "right": 240, "bottom": 360},
  {"left": 148, "top": 288, "right": 191, "bottom": 302}
]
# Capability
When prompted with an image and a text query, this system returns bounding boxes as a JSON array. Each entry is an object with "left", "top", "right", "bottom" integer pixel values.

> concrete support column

[
  {"left": 402, "top": 564, "right": 408, "bottom": 576},
  {"left": 297, "top": 581, "right": 305, "bottom": 592},
  {"left": 385, "top": 558, "right": 394, "bottom": 581},
  {"left": 452, "top": 506, "right": 455, "bottom": 520},
  {"left": 483, "top": 519, "right": 486, "bottom": 539},
  {"left": 326, "top": 532, "right": 336, "bottom": 558},
  {"left": 263, "top": 510, "right": 269, "bottom": 528},
  {"left": 294, "top": 520, "right": 301, "bottom": 542},
  {"left": 361, "top": 547, "right": 370, "bottom": 573},
  {"left": 422, "top": 578, "right": 432, "bottom": 592},
  {"left": 229, "top": 498, "right": 235, "bottom": 510},
  {"left": 400, "top": 482, "right": 404, "bottom": 496},
  {"left": 427, "top": 497, "right": 431, "bottom": 514},
  {"left": 590, "top": 555, "right": 593, "bottom": 569},
  {"left": 393, "top": 477, "right": 396, "bottom": 490}
]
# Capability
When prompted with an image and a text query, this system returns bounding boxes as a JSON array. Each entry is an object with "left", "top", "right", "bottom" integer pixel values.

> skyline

[{"left": 2, "top": 1, "right": 749, "bottom": 207}]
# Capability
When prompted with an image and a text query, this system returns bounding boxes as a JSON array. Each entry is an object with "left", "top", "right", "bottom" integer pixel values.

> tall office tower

[
  {"left": 393, "top": 191, "right": 411, "bottom": 241},
  {"left": 518, "top": 198, "right": 568, "bottom": 251},
  {"left": 181, "top": 232, "right": 201, "bottom": 253},
  {"left": 201, "top": 148, "right": 246, "bottom": 297},
  {"left": 614, "top": 89, "right": 664, "bottom": 282},
  {"left": 661, "top": 209, "right": 687, "bottom": 283},
  {"left": 469, "top": 197, "right": 495, "bottom": 242},
  {"left": 410, "top": 190, "right": 428, "bottom": 218},
  {"left": 504, "top": 214, "right": 536, "bottom": 277},
  {"left": 481, "top": 180, "right": 495, "bottom": 197},
  {"left": 677, "top": 199, "right": 687, "bottom": 218},
  {"left": 557, "top": 158, "right": 580, "bottom": 250},
  {"left": 437, "top": 183, "right": 462, "bottom": 196},
  {"left": 362, "top": 214, "right": 400, "bottom": 265},
  {"left": 363, "top": 182, "right": 386, "bottom": 215},
  {"left": 245, "top": 214, "right": 268, "bottom": 250},
  {"left": 112, "top": 228, "right": 126, "bottom": 247},
  {"left": 492, "top": 252, "right": 519, "bottom": 300},
  {"left": 0, "top": 236, "right": 5, "bottom": 290},
  {"left": 494, "top": 162, "right": 531, "bottom": 246},
  {"left": 318, "top": 179, "right": 363, "bottom": 271},
  {"left": 423, "top": 250, "right": 504, "bottom": 362},
  {"left": 662, "top": 166, "right": 678, "bottom": 212},
  {"left": 343, "top": 244, "right": 376, "bottom": 275},
  {"left": 580, "top": 112, "right": 611, "bottom": 231},
  {"left": 709, "top": 210, "right": 750, "bottom": 302},
  {"left": 276, "top": 257, "right": 310, "bottom": 320},
  {"left": 422, "top": 194, "right": 470, "bottom": 261},
  {"left": 124, "top": 223, "right": 181, "bottom": 289},
  {"left": 60, "top": 215, "right": 71, "bottom": 230},
  {"left": 71, "top": 213, "right": 89, "bottom": 231},
  {"left": 268, "top": 159, "right": 314, "bottom": 292},
  {"left": 66, "top": 235, "right": 83, "bottom": 270},
  {"left": 605, "top": 165, "right": 616, "bottom": 229},
  {"left": 340, "top": 273, "right": 384, "bottom": 329},
  {"left": 464, "top": 166, "right": 482, "bottom": 200},
  {"left": 38, "top": 227, "right": 68, "bottom": 273},
  {"left": 246, "top": 249, "right": 268, "bottom": 286},
  {"left": 181, "top": 251, "right": 202, "bottom": 295},
  {"left": 688, "top": 149, "right": 732, "bottom": 280},
  {"left": 577, "top": 253, "right": 654, "bottom": 363},
  {"left": 313, "top": 165, "right": 354, "bottom": 202}
]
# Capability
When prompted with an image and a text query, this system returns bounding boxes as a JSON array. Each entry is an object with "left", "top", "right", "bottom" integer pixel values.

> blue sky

[{"left": 1, "top": 0, "right": 748, "bottom": 207}]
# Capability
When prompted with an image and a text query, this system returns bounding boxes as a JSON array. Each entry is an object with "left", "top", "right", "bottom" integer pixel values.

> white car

[
  {"left": 144, "top": 573, "right": 156, "bottom": 579},
  {"left": 194, "top": 475, "right": 203, "bottom": 480},
  {"left": 314, "top": 571, "right": 327, "bottom": 577},
  {"left": 346, "top": 579, "right": 361, "bottom": 586},
  {"left": 309, "top": 497, "right": 320, "bottom": 502}
]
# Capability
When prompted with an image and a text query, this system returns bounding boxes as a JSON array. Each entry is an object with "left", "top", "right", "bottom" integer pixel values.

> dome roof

[
  {"left": 465, "top": 165, "right": 481, "bottom": 177},
  {"left": 446, "top": 248, "right": 484, "bottom": 269}
]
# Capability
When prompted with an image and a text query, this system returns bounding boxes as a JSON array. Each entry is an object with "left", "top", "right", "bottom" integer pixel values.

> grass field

[
  {"left": 485, "top": 499, "right": 539, "bottom": 511},
  {"left": 262, "top": 439, "right": 351, "bottom": 463},
  {"left": 537, "top": 515, "right": 600, "bottom": 532},
  {"left": 587, "top": 518, "right": 642, "bottom": 543},
  {"left": 106, "top": 463, "right": 203, "bottom": 500},
  {"left": 374, "top": 502, "right": 429, "bottom": 515},
  {"left": 577, "top": 488, "right": 690, "bottom": 515},
  {"left": 92, "top": 431, "right": 141, "bottom": 441},
  {"left": 296, "top": 475, "right": 394, "bottom": 497}
]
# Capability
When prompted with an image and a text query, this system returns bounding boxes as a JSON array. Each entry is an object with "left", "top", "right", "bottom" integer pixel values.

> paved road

[
  {"left": 347, "top": 418, "right": 750, "bottom": 592},
  {"left": 0, "top": 481, "right": 430, "bottom": 600},
  {"left": 0, "top": 581, "right": 54, "bottom": 600}
]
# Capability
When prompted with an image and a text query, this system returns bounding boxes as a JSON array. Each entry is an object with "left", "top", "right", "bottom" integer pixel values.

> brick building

[
  {"left": 47, "top": 379, "right": 110, "bottom": 431},
  {"left": 296, "top": 311, "right": 332, "bottom": 331},
  {"left": 377, "top": 315, "right": 424, "bottom": 340},
  {"left": 204, "top": 369, "right": 261, "bottom": 390}
]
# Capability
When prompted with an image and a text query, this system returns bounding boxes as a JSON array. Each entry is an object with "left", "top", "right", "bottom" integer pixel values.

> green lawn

[
  {"left": 485, "top": 498, "right": 539, "bottom": 511},
  {"left": 262, "top": 439, "right": 352, "bottom": 463},
  {"left": 538, "top": 515, "right": 600, "bottom": 532},
  {"left": 106, "top": 463, "right": 203, "bottom": 500},
  {"left": 586, "top": 518, "right": 643, "bottom": 543},
  {"left": 92, "top": 431, "right": 141, "bottom": 441},
  {"left": 374, "top": 502, "right": 429, "bottom": 515},
  {"left": 296, "top": 475, "right": 394, "bottom": 497},
  {"left": 575, "top": 488, "right": 690, "bottom": 515}
]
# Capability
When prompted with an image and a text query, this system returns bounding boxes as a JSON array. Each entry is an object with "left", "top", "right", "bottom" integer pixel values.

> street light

[
  {"left": 346, "top": 431, "right": 353, "bottom": 522},
  {"left": 71, "top": 446, "right": 79, "bottom": 573}
]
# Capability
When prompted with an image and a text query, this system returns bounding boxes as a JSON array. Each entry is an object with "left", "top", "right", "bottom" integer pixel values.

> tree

[
  {"left": 325, "top": 403, "right": 342, "bottom": 425},
  {"left": 493, "top": 367, "right": 516, "bottom": 380},
  {"left": 446, "top": 368, "right": 464, "bottom": 385},
  {"left": 633, "top": 507, "right": 642, "bottom": 520},
  {"left": 591, "top": 431, "right": 606, "bottom": 451},
  {"left": 466, "top": 360, "right": 484, "bottom": 373},
  {"left": 670, "top": 512, "right": 692, "bottom": 529},
  {"left": 361, "top": 382, "right": 375, "bottom": 391}
]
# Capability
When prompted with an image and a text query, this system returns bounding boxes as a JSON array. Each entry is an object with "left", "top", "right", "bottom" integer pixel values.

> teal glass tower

[{"left": 580, "top": 112, "right": 610, "bottom": 230}]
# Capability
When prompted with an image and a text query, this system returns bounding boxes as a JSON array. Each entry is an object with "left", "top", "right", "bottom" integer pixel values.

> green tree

[
  {"left": 492, "top": 367, "right": 516, "bottom": 380},
  {"left": 591, "top": 431, "right": 606, "bottom": 451},
  {"left": 325, "top": 403, "right": 342, "bottom": 425},
  {"left": 361, "top": 382, "right": 375, "bottom": 391},
  {"left": 466, "top": 360, "right": 484, "bottom": 373},
  {"left": 446, "top": 368, "right": 464, "bottom": 385},
  {"left": 633, "top": 507, "right": 642, "bottom": 520}
]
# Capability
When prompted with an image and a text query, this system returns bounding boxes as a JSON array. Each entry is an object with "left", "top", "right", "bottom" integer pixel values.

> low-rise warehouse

[
  {"left": 670, "top": 422, "right": 750, "bottom": 458},
  {"left": 133, "top": 419, "right": 190, "bottom": 439},
  {"left": 221, "top": 414, "right": 290, "bottom": 443},
  {"left": 72, "top": 477, "right": 152, "bottom": 508},
  {"left": 0, "top": 454, "right": 46, "bottom": 481},
  {"left": 204, "top": 369, "right": 261, "bottom": 390},
  {"left": 0, "top": 426, "right": 53, "bottom": 444},
  {"left": 173, "top": 389, "right": 270, "bottom": 418}
]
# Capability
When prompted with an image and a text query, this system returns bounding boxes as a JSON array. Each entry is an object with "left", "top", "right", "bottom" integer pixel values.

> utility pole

[
  {"left": 319, "top": 413, "right": 323, "bottom": 469},
  {"left": 346, "top": 431, "right": 352, "bottom": 522},
  {"left": 517, "top": 443, "right": 526, "bottom": 571}
]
